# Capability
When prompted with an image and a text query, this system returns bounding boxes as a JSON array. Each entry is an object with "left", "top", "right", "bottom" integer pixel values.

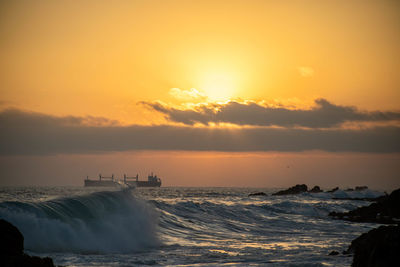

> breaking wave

[{"left": 0, "top": 189, "right": 159, "bottom": 253}]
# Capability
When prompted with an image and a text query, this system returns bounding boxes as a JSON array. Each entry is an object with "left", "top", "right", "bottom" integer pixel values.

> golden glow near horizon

[
  {"left": 198, "top": 72, "right": 237, "bottom": 101},
  {"left": 1, "top": 0, "right": 400, "bottom": 125}
]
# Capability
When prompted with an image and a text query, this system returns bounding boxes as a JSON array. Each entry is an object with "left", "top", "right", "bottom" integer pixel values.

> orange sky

[
  {"left": 1, "top": 0, "right": 400, "bottom": 124},
  {"left": 1, "top": 151, "right": 399, "bottom": 190},
  {"left": 0, "top": 0, "right": 399, "bottom": 188}
]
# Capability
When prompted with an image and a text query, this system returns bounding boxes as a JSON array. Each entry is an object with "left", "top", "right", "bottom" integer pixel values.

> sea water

[{"left": 0, "top": 186, "right": 384, "bottom": 266}]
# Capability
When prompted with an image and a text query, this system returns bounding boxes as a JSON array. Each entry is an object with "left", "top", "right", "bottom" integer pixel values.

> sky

[{"left": 0, "top": 0, "right": 399, "bottom": 188}]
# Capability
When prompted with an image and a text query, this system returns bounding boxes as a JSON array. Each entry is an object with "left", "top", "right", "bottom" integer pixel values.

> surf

[{"left": 0, "top": 189, "right": 159, "bottom": 253}]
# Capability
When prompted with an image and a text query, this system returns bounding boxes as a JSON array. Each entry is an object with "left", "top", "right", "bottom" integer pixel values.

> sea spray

[
  {"left": 0, "top": 187, "right": 385, "bottom": 266},
  {"left": 0, "top": 189, "right": 160, "bottom": 253}
]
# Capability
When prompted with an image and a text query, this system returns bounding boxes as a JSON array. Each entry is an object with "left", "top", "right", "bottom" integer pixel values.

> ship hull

[
  {"left": 84, "top": 180, "right": 118, "bottom": 187},
  {"left": 126, "top": 181, "right": 161, "bottom": 187}
]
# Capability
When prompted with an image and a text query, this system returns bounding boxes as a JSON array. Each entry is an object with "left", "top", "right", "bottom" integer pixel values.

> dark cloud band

[
  {"left": 0, "top": 108, "right": 399, "bottom": 155},
  {"left": 143, "top": 98, "right": 400, "bottom": 128}
]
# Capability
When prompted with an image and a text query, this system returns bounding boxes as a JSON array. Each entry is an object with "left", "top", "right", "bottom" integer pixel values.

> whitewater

[{"left": 0, "top": 186, "right": 384, "bottom": 266}]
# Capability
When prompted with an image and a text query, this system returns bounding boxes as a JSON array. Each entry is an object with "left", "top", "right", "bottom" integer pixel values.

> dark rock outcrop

[
  {"left": 327, "top": 187, "right": 339, "bottom": 193},
  {"left": 272, "top": 184, "right": 308, "bottom": 196},
  {"left": 344, "top": 186, "right": 368, "bottom": 192},
  {"left": 332, "top": 195, "right": 387, "bottom": 201},
  {"left": 308, "top": 186, "right": 323, "bottom": 193},
  {"left": 329, "top": 188, "right": 400, "bottom": 224},
  {"left": 355, "top": 186, "right": 368, "bottom": 191},
  {"left": 248, "top": 192, "right": 267, "bottom": 197},
  {"left": 328, "top": 250, "right": 339, "bottom": 256},
  {"left": 344, "top": 225, "right": 400, "bottom": 267},
  {"left": 0, "top": 219, "right": 55, "bottom": 267},
  {"left": 0, "top": 218, "right": 24, "bottom": 257}
]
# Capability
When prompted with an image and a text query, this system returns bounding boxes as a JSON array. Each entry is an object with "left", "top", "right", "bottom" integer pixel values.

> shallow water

[{"left": 0, "top": 186, "right": 383, "bottom": 266}]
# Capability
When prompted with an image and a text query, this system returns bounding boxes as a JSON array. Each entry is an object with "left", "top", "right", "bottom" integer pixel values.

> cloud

[
  {"left": 0, "top": 108, "right": 119, "bottom": 127},
  {"left": 143, "top": 98, "right": 400, "bottom": 128},
  {"left": 298, "top": 66, "right": 315, "bottom": 77},
  {"left": 169, "top": 88, "right": 208, "bottom": 102},
  {"left": 0, "top": 108, "right": 399, "bottom": 155}
]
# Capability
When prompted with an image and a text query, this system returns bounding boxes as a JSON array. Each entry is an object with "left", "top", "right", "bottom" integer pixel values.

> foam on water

[
  {"left": 0, "top": 187, "right": 385, "bottom": 266},
  {"left": 0, "top": 189, "right": 159, "bottom": 253}
]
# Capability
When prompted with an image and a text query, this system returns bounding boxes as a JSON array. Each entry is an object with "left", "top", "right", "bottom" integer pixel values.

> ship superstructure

[
  {"left": 124, "top": 173, "right": 162, "bottom": 187},
  {"left": 84, "top": 174, "right": 117, "bottom": 187},
  {"left": 84, "top": 173, "right": 162, "bottom": 187}
]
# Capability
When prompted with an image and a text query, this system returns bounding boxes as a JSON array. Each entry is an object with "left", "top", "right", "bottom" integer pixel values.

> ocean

[{"left": 0, "top": 186, "right": 384, "bottom": 266}]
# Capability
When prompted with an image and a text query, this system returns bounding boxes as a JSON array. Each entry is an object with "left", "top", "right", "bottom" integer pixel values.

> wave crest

[{"left": 0, "top": 189, "right": 159, "bottom": 253}]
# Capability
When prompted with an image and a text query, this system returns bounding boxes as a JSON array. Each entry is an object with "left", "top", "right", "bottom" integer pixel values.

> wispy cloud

[
  {"left": 143, "top": 98, "right": 400, "bottom": 128},
  {"left": 169, "top": 88, "right": 208, "bottom": 102},
  {"left": 0, "top": 108, "right": 399, "bottom": 155}
]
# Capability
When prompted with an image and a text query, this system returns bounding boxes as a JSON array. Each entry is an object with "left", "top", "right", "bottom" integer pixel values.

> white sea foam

[
  {"left": 0, "top": 189, "right": 159, "bottom": 253},
  {"left": 0, "top": 186, "right": 386, "bottom": 266}
]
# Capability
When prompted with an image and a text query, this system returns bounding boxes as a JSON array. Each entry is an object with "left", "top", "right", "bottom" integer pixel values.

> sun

[{"left": 199, "top": 71, "right": 237, "bottom": 101}]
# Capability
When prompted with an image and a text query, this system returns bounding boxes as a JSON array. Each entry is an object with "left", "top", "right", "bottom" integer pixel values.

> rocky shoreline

[
  {"left": 249, "top": 184, "right": 400, "bottom": 266},
  {"left": 343, "top": 225, "right": 400, "bottom": 267},
  {"left": 329, "top": 188, "right": 400, "bottom": 224},
  {"left": 330, "top": 188, "right": 400, "bottom": 267},
  {"left": 248, "top": 184, "right": 369, "bottom": 197},
  {"left": 0, "top": 219, "right": 56, "bottom": 267}
]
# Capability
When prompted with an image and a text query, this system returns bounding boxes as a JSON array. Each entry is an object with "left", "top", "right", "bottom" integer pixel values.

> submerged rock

[
  {"left": 344, "top": 225, "right": 400, "bottom": 267},
  {"left": 328, "top": 250, "right": 339, "bottom": 256},
  {"left": 0, "top": 219, "right": 55, "bottom": 267},
  {"left": 248, "top": 192, "right": 267, "bottom": 197},
  {"left": 272, "top": 184, "right": 308, "bottom": 196},
  {"left": 329, "top": 188, "right": 400, "bottom": 224},
  {"left": 309, "top": 186, "right": 323, "bottom": 193}
]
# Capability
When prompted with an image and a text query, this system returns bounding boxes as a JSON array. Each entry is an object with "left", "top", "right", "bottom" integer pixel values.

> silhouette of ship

[
  {"left": 84, "top": 173, "right": 162, "bottom": 187},
  {"left": 124, "top": 173, "right": 162, "bottom": 187}
]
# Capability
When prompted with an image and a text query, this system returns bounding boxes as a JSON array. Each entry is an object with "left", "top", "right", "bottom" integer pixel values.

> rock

[
  {"left": 344, "top": 225, "right": 400, "bottom": 267},
  {"left": 0, "top": 219, "right": 56, "bottom": 267},
  {"left": 15, "top": 255, "right": 55, "bottom": 267},
  {"left": 329, "top": 188, "right": 400, "bottom": 224},
  {"left": 329, "top": 250, "right": 339, "bottom": 256},
  {"left": 0, "top": 219, "right": 24, "bottom": 257},
  {"left": 309, "top": 186, "right": 323, "bottom": 193},
  {"left": 248, "top": 192, "right": 267, "bottom": 196},
  {"left": 272, "top": 184, "right": 308, "bottom": 196},
  {"left": 345, "top": 188, "right": 354, "bottom": 191},
  {"left": 332, "top": 196, "right": 384, "bottom": 201},
  {"left": 355, "top": 186, "right": 368, "bottom": 191},
  {"left": 327, "top": 187, "right": 339, "bottom": 193}
]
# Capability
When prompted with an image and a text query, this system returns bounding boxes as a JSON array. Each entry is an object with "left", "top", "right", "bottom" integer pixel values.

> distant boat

[
  {"left": 84, "top": 174, "right": 117, "bottom": 187},
  {"left": 84, "top": 173, "right": 162, "bottom": 187},
  {"left": 124, "top": 173, "right": 162, "bottom": 187}
]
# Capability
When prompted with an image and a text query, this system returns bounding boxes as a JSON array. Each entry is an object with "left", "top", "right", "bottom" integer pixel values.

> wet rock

[
  {"left": 344, "top": 225, "right": 400, "bottom": 267},
  {"left": 0, "top": 219, "right": 24, "bottom": 257},
  {"left": 0, "top": 219, "right": 55, "bottom": 267},
  {"left": 332, "top": 196, "right": 384, "bottom": 201},
  {"left": 272, "top": 184, "right": 308, "bottom": 196},
  {"left": 329, "top": 250, "right": 339, "bottom": 256},
  {"left": 329, "top": 188, "right": 400, "bottom": 224},
  {"left": 355, "top": 186, "right": 368, "bottom": 191},
  {"left": 309, "top": 186, "right": 323, "bottom": 193},
  {"left": 345, "top": 188, "right": 354, "bottom": 191},
  {"left": 327, "top": 187, "right": 339, "bottom": 193},
  {"left": 248, "top": 192, "right": 267, "bottom": 196}
]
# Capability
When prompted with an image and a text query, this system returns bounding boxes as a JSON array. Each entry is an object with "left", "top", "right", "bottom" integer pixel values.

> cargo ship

[
  {"left": 84, "top": 173, "right": 162, "bottom": 187},
  {"left": 124, "top": 173, "right": 162, "bottom": 187},
  {"left": 84, "top": 174, "right": 117, "bottom": 187}
]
